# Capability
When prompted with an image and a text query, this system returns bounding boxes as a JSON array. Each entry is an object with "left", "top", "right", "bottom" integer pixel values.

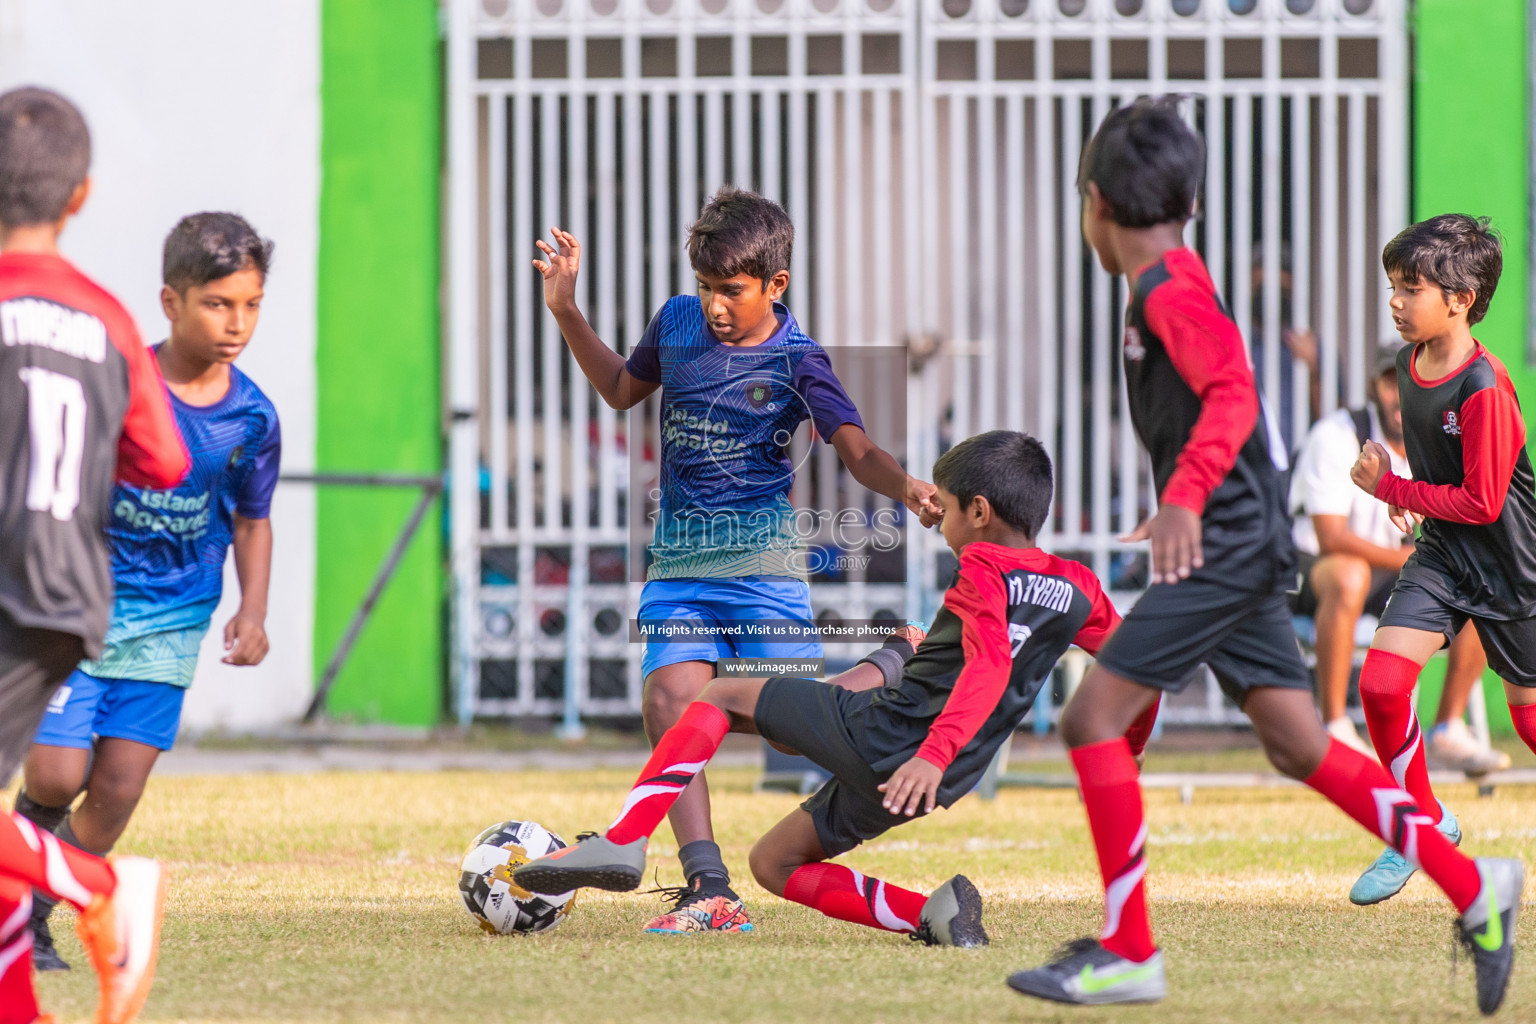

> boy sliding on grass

[
  {"left": 1007, "top": 99, "right": 1521, "bottom": 1015},
  {"left": 0, "top": 86, "right": 188, "bottom": 1024},
  {"left": 1345, "top": 215, "right": 1536, "bottom": 907},
  {"left": 533, "top": 186, "right": 940, "bottom": 934},
  {"left": 512, "top": 431, "right": 1160, "bottom": 946},
  {"left": 16, "top": 212, "right": 280, "bottom": 973}
]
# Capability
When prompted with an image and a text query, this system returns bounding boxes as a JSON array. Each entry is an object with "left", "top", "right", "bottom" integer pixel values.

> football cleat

[
  {"left": 643, "top": 876, "right": 753, "bottom": 935},
  {"left": 30, "top": 904, "right": 70, "bottom": 972},
  {"left": 513, "top": 832, "right": 647, "bottom": 894},
  {"left": 1350, "top": 802, "right": 1460, "bottom": 906},
  {"left": 891, "top": 622, "right": 927, "bottom": 654},
  {"left": 910, "top": 875, "right": 987, "bottom": 948},
  {"left": 76, "top": 856, "right": 166, "bottom": 1024},
  {"left": 1007, "top": 937, "right": 1166, "bottom": 1005},
  {"left": 1455, "top": 857, "right": 1523, "bottom": 1016}
]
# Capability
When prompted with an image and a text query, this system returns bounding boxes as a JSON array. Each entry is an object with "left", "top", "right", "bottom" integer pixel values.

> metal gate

[{"left": 444, "top": 0, "right": 1407, "bottom": 726}]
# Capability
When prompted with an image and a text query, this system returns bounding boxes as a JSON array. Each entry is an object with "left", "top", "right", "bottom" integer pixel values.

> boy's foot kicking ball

[
  {"left": 1456, "top": 858, "right": 1524, "bottom": 1016},
  {"left": 1006, "top": 938, "right": 1166, "bottom": 1005},
  {"left": 1350, "top": 800, "right": 1460, "bottom": 906},
  {"left": 644, "top": 876, "right": 753, "bottom": 935}
]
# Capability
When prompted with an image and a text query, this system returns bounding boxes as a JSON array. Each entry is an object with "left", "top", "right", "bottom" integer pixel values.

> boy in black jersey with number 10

[
  {"left": 511, "top": 430, "right": 1159, "bottom": 946},
  {"left": 1007, "top": 100, "right": 1521, "bottom": 1016},
  {"left": 1344, "top": 215, "right": 1536, "bottom": 911}
]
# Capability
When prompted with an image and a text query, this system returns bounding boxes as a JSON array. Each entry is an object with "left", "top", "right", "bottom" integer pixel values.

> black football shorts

[
  {"left": 0, "top": 610, "right": 85, "bottom": 786},
  {"left": 753, "top": 676, "right": 912, "bottom": 857},
  {"left": 1094, "top": 577, "right": 1311, "bottom": 705},
  {"left": 1379, "top": 564, "right": 1536, "bottom": 687}
]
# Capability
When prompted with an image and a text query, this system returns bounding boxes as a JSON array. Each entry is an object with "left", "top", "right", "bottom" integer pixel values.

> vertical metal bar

[
  {"left": 902, "top": 27, "right": 927, "bottom": 622},
  {"left": 975, "top": 39, "right": 998, "bottom": 434},
  {"left": 1204, "top": 28, "right": 1226, "bottom": 306},
  {"left": 563, "top": 48, "right": 591, "bottom": 741},
  {"left": 949, "top": 95, "right": 971, "bottom": 444},
  {"left": 815, "top": 87, "right": 838, "bottom": 342},
  {"left": 540, "top": 89, "right": 564, "bottom": 536},
  {"left": 761, "top": 87, "right": 782, "bottom": 202},
  {"left": 1060, "top": 95, "right": 1083, "bottom": 548},
  {"left": 1231, "top": 93, "right": 1252, "bottom": 361},
  {"left": 1089, "top": 86, "right": 1111, "bottom": 582},
  {"left": 511, "top": 48, "right": 536, "bottom": 712},
  {"left": 488, "top": 98, "right": 510, "bottom": 541},
  {"left": 1004, "top": 92, "right": 1024, "bottom": 434},
  {"left": 596, "top": 92, "right": 619, "bottom": 534},
  {"left": 1346, "top": 89, "right": 1367, "bottom": 408},
  {"left": 1290, "top": 92, "right": 1313, "bottom": 449},
  {"left": 1318, "top": 7, "right": 1340, "bottom": 418},
  {"left": 1034, "top": 53, "right": 1057, "bottom": 545},
  {"left": 704, "top": 88, "right": 725, "bottom": 194},
  {"left": 1262, "top": 35, "right": 1282, "bottom": 441},
  {"left": 733, "top": 30, "right": 753, "bottom": 188},
  {"left": 446, "top": 0, "right": 480, "bottom": 725}
]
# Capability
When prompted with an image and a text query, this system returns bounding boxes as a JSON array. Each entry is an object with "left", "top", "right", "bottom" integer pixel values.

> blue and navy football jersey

[
  {"left": 625, "top": 296, "right": 861, "bottom": 580},
  {"left": 82, "top": 360, "right": 280, "bottom": 686}
]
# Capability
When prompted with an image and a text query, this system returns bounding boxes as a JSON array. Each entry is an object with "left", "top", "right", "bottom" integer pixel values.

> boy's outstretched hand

[
  {"left": 879, "top": 755, "right": 942, "bottom": 816},
  {"left": 222, "top": 612, "right": 269, "bottom": 666},
  {"left": 1121, "top": 504, "right": 1203, "bottom": 585},
  {"left": 905, "top": 477, "right": 944, "bottom": 528},
  {"left": 1350, "top": 439, "right": 1391, "bottom": 496},
  {"left": 533, "top": 227, "right": 581, "bottom": 314}
]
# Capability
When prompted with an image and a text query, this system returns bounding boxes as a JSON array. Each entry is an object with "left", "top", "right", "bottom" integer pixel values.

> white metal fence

[{"left": 444, "top": 0, "right": 1407, "bottom": 726}]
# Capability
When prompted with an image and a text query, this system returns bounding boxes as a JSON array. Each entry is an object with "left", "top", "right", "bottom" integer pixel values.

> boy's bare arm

[
  {"left": 224, "top": 513, "right": 272, "bottom": 666},
  {"left": 533, "top": 227, "right": 659, "bottom": 411},
  {"left": 829, "top": 424, "right": 942, "bottom": 527}
]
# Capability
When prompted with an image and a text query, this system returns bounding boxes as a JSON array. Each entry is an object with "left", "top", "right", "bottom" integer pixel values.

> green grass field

[{"left": 22, "top": 758, "right": 1536, "bottom": 1023}]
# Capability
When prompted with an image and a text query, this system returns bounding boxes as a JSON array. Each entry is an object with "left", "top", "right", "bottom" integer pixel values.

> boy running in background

[
  {"left": 16, "top": 212, "right": 279, "bottom": 973},
  {"left": 533, "top": 186, "right": 940, "bottom": 934},
  {"left": 0, "top": 86, "right": 188, "bottom": 1024},
  {"left": 1346, "top": 215, "right": 1536, "bottom": 907},
  {"left": 1007, "top": 100, "right": 1521, "bottom": 1016},
  {"left": 511, "top": 431, "right": 1158, "bottom": 945}
]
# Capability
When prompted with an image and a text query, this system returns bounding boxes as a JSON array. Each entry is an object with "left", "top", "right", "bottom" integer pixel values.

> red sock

[
  {"left": 783, "top": 862, "right": 926, "bottom": 934},
  {"left": 1359, "top": 649, "right": 1440, "bottom": 824},
  {"left": 1304, "top": 738, "right": 1481, "bottom": 911},
  {"left": 605, "top": 702, "right": 729, "bottom": 845},
  {"left": 1071, "top": 738, "right": 1155, "bottom": 961},
  {"left": 0, "top": 812, "right": 114, "bottom": 909},
  {"left": 0, "top": 876, "right": 38, "bottom": 1024},
  {"left": 1123, "top": 696, "right": 1161, "bottom": 760},
  {"left": 1508, "top": 703, "right": 1536, "bottom": 757}
]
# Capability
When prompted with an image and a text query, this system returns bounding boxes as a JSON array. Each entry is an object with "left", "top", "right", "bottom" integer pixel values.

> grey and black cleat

[
  {"left": 513, "top": 831, "right": 648, "bottom": 894},
  {"left": 29, "top": 905, "right": 70, "bottom": 972},
  {"left": 1455, "top": 857, "right": 1523, "bottom": 1016},
  {"left": 1007, "top": 937, "right": 1167, "bottom": 1005},
  {"left": 909, "top": 875, "right": 988, "bottom": 948}
]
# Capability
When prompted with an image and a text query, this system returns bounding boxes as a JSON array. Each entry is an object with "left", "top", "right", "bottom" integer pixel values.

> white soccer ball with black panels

[{"left": 458, "top": 819, "right": 576, "bottom": 934}]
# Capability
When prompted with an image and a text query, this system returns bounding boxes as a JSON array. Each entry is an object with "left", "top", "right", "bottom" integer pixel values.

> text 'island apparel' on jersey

[
  {"left": 83, "top": 357, "right": 280, "bottom": 687},
  {"left": 1122, "top": 247, "right": 1294, "bottom": 588},
  {"left": 847, "top": 541, "right": 1118, "bottom": 804},
  {"left": 625, "top": 296, "right": 862, "bottom": 581},
  {"left": 0, "top": 252, "right": 188, "bottom": 653},
  {"left": 1378, "top": 342, "right": 1536, "bottom": 619}
]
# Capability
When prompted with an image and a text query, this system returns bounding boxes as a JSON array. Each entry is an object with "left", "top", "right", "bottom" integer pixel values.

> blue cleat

[{"left": 1350, "top": 802, "right": 1460, "bottom": 906}]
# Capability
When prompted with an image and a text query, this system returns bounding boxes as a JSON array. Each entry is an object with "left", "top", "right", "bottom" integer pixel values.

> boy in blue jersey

[
  {"left": 15, "top": 212, "right": 280, "bottom": 971},
  {"left": 534, "top": 186, "right": 939, "bottom": 934}
]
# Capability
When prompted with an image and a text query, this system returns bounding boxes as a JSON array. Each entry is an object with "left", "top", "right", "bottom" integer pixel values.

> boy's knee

[
  {"left": 23, "top": 764, "right": 85, "bottom": 809},
  {"left": 1059, "top": 699, "right": 1110, "bottom": 749},
  {"left": 747, "top": 839, "right": 793, "bottom": 898}
]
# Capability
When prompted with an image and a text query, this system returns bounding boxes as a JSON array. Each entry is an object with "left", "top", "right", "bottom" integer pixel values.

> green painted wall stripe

[
  {"left": 1413, "top": 0, "right": 1530, "bottom": 735},
  {"left": 317, "top": 0, "right": 443, "bottom": 725}
]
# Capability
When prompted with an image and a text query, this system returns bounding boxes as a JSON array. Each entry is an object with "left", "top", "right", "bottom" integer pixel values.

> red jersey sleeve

[
  {"left": 914, "top": 550, "right": 1014, "bottom": 772},
  {"left": 1376, "top": 387, "right": 1524, "bottom": 526},
  {"left": 1062, "top": 564, "right": 1120, "bottom": 656},
  {"left": 111, "top": 328, "right": 188, "bottom": 489},
  {"left": 1143, "top": 281, "right": 1260, "bottom": 515}
]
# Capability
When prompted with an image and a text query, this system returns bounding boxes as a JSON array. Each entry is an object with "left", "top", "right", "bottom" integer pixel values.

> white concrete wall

[{"left": 0, "top": 1, "right": 320, "bottom": 729}]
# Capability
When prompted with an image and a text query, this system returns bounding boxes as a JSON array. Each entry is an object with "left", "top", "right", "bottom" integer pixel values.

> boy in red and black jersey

[
  {"left": 0, "top": 87, "right": 186, "bottom": 1024},
  {"left": 510, "top": 431, "right": 1159, "bottom": 945},
  {"left": 1008, "top": 100, "right": 1521, "bottom": 1016},
  {"left": 1344, "top": 215, "right": 1536, "bottom": 914}
]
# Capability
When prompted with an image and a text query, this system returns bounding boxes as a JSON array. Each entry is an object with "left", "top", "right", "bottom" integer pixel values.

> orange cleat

[{"left": 76, "top": 857, "right": 166, "bottom": 1024}]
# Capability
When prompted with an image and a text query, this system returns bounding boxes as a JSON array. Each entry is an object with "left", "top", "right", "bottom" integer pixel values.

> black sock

[
  {"left": 13, "top": 789, "right": 70, "bottom": 833},
  {"left": 856, "top": 629, "right": 922, "bottom": 688},
  {"left": 679, "top": 839, "right": 730, "bottom": 889}
]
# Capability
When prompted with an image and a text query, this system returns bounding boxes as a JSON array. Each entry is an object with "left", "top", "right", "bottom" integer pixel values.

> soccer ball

[{"left": 458, "top": 820, "right": 576, "bottom": 934}]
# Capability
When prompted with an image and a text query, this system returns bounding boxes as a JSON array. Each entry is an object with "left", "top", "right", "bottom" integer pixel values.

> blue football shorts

[
  {"left": 34, "top": 669, "right": 187, "bottom": 751},
  {"left": 637, "top": 577, "right": 824, "bottom": 679}
]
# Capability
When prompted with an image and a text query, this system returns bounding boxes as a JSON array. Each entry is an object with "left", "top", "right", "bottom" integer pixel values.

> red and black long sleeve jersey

[
  {"left": 1375, "top": 341, "right": 1536, "bottom": 618},
  {"left": 0, "top": 252, "right": 189, "bottom": 652},
  {"left": 1124, "top": 248, "right": 1294, "bottom": 585},
  {"left": 839, "top": 541, "right": 1118, "bottom": 805}
]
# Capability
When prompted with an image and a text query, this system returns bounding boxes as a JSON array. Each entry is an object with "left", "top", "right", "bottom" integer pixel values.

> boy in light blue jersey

[
  {"left": 15, "top": 212, "right": 279, "bottom": 971},
  {"left": 534, "top": 186, "right": 939, "bottom": 934}
]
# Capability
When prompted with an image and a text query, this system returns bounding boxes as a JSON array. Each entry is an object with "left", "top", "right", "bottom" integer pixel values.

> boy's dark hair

[
  {"left": 163, "top": 212, "right": 274, "bottom": 293},
  {"left": 1382, "top": 214, "right": 1502, "bottom": 326},
  {"left": 0, "top": 87, "right": 91, "bottom": 228},
  {"left": 686, "top": 185, "right": 794, "bottom": 285},
  {"left": 932, "top": 430, "right": 1053, "bottom": 539},
  {"left": 1076, "top": 97, "right": 1203, "bottom": 228}
]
